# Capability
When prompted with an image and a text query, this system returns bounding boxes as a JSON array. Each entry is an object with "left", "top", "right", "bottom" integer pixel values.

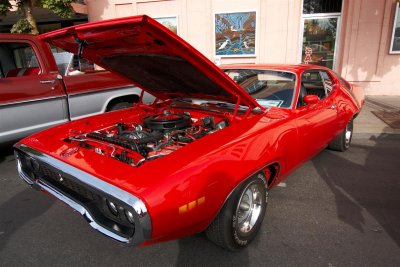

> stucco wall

[
  {"left": 86, "top": 0, "right": 302, "bottom": 64},
  {"left": 86, "top": 0, "right": 400, "bottom": 95},
  {"left": 340, "top": 0, "right": 400, "bottom": 95}
]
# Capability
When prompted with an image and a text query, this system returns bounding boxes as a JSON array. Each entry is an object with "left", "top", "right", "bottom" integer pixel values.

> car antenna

[{"left": 72, "top": 33, "right": 88, "bottom": 60}]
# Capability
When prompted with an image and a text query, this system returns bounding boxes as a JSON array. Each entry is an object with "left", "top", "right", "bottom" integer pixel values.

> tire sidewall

[{"left": 229, "top": 174, "right": 268, "bottom": 248}]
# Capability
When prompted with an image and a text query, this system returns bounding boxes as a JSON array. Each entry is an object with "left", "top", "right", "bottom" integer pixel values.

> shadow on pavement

[
  {"left": 312, "top": 133, "right": 400, "bottom": 247},
  {"left": 0, "top": 189, "right": 55, "bottom": 252},
  {"left": 176, "top": 234, "right": 250, "bottom": 266},
  {"left": 0, "top": 143, "right": 14, "bottom": 164}
]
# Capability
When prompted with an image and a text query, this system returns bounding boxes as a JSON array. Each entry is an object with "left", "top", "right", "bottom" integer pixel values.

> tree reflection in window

[{"left": 303, "top": 0, "right": 342, "bottom": 14}]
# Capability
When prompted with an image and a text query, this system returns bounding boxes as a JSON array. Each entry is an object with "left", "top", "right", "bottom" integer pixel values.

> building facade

[{"left": 86, "top": 0, "right": 400, "bottom": 95}]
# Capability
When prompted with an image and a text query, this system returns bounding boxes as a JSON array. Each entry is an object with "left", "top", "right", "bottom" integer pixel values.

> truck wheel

[
  {"left": 328, "top": 119, "right": 353, "bottom": 152},
  {"left": 205, "top": 174, "right": 267, "bottom": 250},
  {"left": 109, "top": 102, "right": 132, "bottom": 111}
]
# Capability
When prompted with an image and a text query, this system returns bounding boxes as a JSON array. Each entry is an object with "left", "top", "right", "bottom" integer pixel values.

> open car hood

[{"left": 40, "top": 15, "right": 260, "bottom": 109}]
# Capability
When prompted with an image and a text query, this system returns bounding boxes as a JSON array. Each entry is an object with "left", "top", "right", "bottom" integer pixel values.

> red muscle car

[{"left": 14, "top": 16, "right": 364, "bottom": 250}]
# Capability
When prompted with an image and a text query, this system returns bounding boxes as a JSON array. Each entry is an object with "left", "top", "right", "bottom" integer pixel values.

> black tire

[
  {"left": 328, "top": 119, "right": 354, "bottom": 152},
  {"left": 109, "top": 102, "right": 132, "bottom": 111},
  {"left": 205, "top": 173, "right": 267, "bottom": 250}
]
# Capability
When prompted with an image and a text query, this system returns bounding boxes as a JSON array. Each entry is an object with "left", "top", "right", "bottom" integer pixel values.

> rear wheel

[
  {"left": 329, "top": 119, "right": 354, "bottom": 151},
  {"left": 205, "top": 174, "right": 267, "bottom": 250}
]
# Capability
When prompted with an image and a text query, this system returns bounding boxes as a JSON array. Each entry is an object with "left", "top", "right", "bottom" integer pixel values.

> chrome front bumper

[{"left": 14, "top": 144, "right": 152, "bottom": 246}]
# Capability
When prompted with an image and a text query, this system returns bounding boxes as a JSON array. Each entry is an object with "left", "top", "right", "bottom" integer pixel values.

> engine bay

[{"left": 65, "top": 109, "right": 229, "bottom": 167}]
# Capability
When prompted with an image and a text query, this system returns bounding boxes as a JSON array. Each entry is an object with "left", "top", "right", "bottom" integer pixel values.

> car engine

[{"left": 65, "top": 110, "right": 229, "bottom": 167}]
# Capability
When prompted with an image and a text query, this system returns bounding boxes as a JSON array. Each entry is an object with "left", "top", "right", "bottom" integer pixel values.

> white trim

[
  {"left": 213, "top": 10, "right": 258, "bottom": 58},
  {"left": 0, "top": 119, "right": 67, "bottom": 138},
  {"left": 0, "top": 95, "right": 64, "bottom": 107},
  {"left": 389, "top": 2, "right": 400, "bottom": 54},
  {"left": 302, "top": 12, "right": 342, "bottom": 18}
]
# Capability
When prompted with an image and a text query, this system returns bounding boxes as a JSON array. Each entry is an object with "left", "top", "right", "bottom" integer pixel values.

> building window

[
  {"left": 303, "top": 0, "right": 342, "bottom": 14},
  {"left": 300, "top": 0, "right": 342, "bottom": 70},
  {"left": 301, "top": 18, "right": 338, "bottom": 69}
]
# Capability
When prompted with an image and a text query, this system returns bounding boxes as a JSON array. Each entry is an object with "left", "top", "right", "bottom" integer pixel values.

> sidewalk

[{"left": 353, "top": 95, "right": 400, "bottom": 138}]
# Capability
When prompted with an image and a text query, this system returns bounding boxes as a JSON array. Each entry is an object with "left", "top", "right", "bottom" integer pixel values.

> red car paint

[{"left": 15, "top": 16, "right": 364, "bottom": 247}]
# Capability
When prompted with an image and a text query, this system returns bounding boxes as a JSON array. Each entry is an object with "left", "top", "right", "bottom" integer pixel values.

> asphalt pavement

[{"left": 0, "top": 97, "right": 400, "bottom": 266}]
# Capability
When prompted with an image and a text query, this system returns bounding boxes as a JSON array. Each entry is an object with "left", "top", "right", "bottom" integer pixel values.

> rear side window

[
  {"left": 320, "top": 70, "right": 334, "bottom": 95},
  {"left": 0, "top": 42, "right": 41, "bottom": 78},
  {"left": 301, "top": 69, "right": 335, "bottom": 100}
]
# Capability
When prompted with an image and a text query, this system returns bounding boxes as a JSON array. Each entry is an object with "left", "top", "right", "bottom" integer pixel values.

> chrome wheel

[
  {"left": 206, "top": 174, "right": 267, "bottom": 250},
  {"left": 236, "top": 183, "right": 263, "bottom": 234},
  {"left": 344, "top": 121, "right": 353, "bottom": 148}
]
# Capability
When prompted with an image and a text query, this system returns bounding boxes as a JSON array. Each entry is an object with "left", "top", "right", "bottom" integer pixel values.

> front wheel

[
  {"left": 329, "top": 119, "right": 354, "bottom": 151},
  {"left": 205, "top": 174, "right": 267, "bottom": 250}
]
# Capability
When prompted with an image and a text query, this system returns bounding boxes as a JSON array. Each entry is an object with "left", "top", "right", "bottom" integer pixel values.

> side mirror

[{"left": 303, "top": 95, "right": 319, "bottom": 105}]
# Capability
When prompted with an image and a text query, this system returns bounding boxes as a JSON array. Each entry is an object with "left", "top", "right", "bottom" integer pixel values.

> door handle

[{"left": 40, "top": 80, "right": 56, "bottom": 84}]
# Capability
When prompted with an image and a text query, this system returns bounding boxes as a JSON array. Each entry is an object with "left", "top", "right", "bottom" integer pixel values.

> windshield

[{"left": 224, "top": 69, "right": 296, "bottom": 108}]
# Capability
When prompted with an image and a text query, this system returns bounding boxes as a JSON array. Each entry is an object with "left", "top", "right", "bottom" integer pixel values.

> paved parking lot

[{"left": 1, "top": 134, "right": 399, "bottom": 267}]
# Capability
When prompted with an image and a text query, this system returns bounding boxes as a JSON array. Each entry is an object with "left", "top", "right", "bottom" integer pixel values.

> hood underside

[{"left": 40, "top": 15, "right": 259, "bottom": 109}]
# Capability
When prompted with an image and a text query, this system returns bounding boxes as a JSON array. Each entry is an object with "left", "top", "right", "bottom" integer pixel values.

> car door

[
  {"left": 295, "top": 69, "right": 338, "bottom": 159},
  {"left": 0, "top": 39, "right": 68, "bottom": 143}
]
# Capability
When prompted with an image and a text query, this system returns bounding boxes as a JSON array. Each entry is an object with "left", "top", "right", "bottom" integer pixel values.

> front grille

[
  {"left": 39, "top": 164, "right": 100, "bottom": 203},
  {"left": 18, "top": 151, "right": 100, "bottom": 204},
  {"left": 16, "top": 150, "right": 135, "bottom": 238}
]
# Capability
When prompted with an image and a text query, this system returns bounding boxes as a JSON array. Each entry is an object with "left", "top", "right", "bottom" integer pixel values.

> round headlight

[
  {"left": 106, "top": 199, "right": 118, "bottom": 216},
  {"left": 125, "top": 210, "right": 135, "bottom": 224}
]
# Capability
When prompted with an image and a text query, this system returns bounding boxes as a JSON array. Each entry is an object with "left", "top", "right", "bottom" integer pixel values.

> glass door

[
  {"left": 301, "top": 16, "right": 340, "bottom": 69},
  {"left": 300, "top": 0, "right": 343, "bottom": 70}
]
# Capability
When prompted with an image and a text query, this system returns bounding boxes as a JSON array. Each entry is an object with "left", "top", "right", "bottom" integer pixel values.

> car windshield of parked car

[{"left": 223, "top": 69, "right": 296, "bottom": 108}]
